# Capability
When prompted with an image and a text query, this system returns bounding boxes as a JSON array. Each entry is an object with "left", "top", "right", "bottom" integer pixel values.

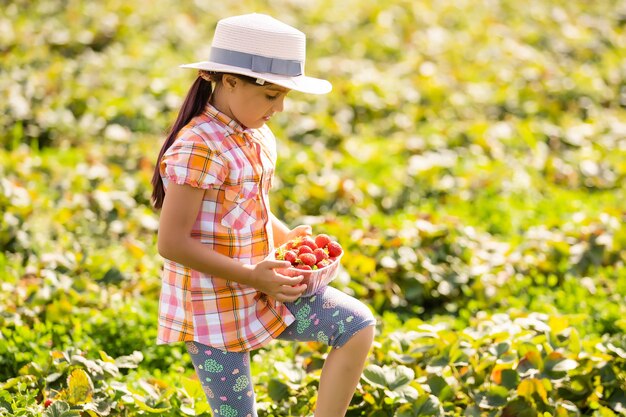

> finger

[
  {"left": 280, "top": 282, "right": 307, "bottom": 296},
  {"left": 277, "top": 286, "right": 307, "bottom": 302},
  {"left": 263, "top": 260, "right": 293, "bottom": 269},
  {"left": 274, "top": 273, "right": 305, "bottom": 285},
  {"left": 296, "top": 225, "right": 312, "bottom": 236},
  {"left": 279, "top": 294, "right": 302, "bottom": 303}
]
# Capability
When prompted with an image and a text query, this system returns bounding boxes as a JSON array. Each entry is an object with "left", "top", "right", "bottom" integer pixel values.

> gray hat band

[{"left": 210, "top": 47, "right": 303, "bottom": 77}]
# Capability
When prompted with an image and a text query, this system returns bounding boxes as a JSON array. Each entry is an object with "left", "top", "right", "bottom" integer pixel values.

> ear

[{"left": 222, "top": 74, "right": 238, "bottom": 90}]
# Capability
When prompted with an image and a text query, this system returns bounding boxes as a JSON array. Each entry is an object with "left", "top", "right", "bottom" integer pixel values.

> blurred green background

[{"left": 1, "top": 0, "right": 625, "bottom": 416}]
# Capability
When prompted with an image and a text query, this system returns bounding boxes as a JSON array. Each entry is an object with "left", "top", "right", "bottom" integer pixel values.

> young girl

[{"left": 151, "top": 13, "right": 376, "bottom": 417}]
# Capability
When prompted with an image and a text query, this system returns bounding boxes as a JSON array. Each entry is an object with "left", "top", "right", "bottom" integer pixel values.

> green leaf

[
  {"left": 387, "top": 365, "right": 414, "bottom": 391},
  {"left": 568, "top": 328, "right": 581, "bottom": 356},
  {"left": 414, "top": 394, "right": 444, "bottom": 416},
  {"left": 194, "top": 402, "right": 212, "bottom": 415},
  {"left": 501, "top": 398, "right": 538, "bottom": 417},
  {"left": 274, "top": 361, "right": 306, "bottom": 383},
  {"left": 132, "top": 395, "right": 172, "bottom": 413},
  {"left": 500, "top": 369, "right": 520, "bottom": 390},
  {"left": 395, "top": 394, "right": 443, "bottom": 417},
  {"left": 268, "top": 378, "right": 290, "bottom": 401},
  {"left": 66, "top": 369, "right": 94, "bottom": 405},
  {"left": 608, "top": 389, "right": 626, "bottom": 414},
  {"left": 45, "top": 372, "right": 64, "bottom": 383},
  {"left": 517, "top": 350, "right": 543, "bottom": 374},
  {"left": 463, "top": 405, "right": 481, "bottom": 417},
  {"left": 83, "top": 399, "right": 112, "bottom": 417},
  {"left": 517, "top": 378, "right": 549, "bottom": 404},
  {"left": 557, "top": 385, "right": 591, "bottom": 403},
  {"left": 70, "top": 355, "right": 103, "bottom": 376},
  {"left": 181, "top": 377, "right": 204, "bottom": 401},
  {"left": 385, "top": 385, "right": 419, "bottom": 402},
  {"left": 114, "top": 351, "right": 144, "bottom": 369},
  {"left": 496, "top": 342, "right": 511, "bottom": 357},
  {"left": 101, "top": 267, "right": 125, "bottom": 284},
  {"left": 388, "top": 351, "right": 418, "bottom": 365},
  {"left": 551, "top": 359, "right": 578, "bottom": 372},
  {"left": 555, "top": 400, "right": 580, "bottom": 416},
  {"left": 362, "top": 365, "right": 387, "bottom": 388},
  {"left": 427, "top": 375, "right": 447, "bottom": 396},
  {"left": 0, "top": 398, "right": 12, "bottom": 414},
  {"left": 362, "top": 364, "right": 414, "bottom": 391},
  {"left": 43, "top": 401, "right": 81, "bottom": 417},
  {"left": 1, "top": 375, "right": 37, "bottom": 390},
  {"left": 180, "top": 405, "right": 196, "bottom": 415},
  {"left": 476, "top": 385, "right": 509, "bottom": 409}
]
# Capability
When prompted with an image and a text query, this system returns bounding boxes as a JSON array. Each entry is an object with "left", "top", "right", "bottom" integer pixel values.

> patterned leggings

[{"left": 185, "top": 286, "right": 376, "bottom": 417}]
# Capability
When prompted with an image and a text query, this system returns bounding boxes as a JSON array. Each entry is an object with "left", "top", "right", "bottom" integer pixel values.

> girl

[{"left": 151, "top": 13, "right": 376, "bottom": 417}]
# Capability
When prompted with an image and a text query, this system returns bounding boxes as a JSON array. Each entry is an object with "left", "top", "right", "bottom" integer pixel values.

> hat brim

[{"left": 180, "top": 61, "right": 332, "bottom": 95}]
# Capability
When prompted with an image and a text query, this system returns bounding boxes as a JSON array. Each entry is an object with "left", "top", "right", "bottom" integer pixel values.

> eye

[{"left": 266, "top": 94, "right": 279, "bottom": 101}]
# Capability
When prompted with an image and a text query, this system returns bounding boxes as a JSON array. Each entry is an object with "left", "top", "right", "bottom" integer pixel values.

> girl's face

[{"left": 221, "top": 75, "right": 290, "bottom": 129}]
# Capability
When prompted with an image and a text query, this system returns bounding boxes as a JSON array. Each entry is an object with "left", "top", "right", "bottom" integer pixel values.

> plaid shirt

[{"left": 156, "top": 103, "right": 295, "bottom": 352}]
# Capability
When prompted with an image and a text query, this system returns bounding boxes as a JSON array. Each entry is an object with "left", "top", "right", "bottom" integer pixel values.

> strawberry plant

[{"left": 1, "top": 0, "right": 625, "bottom": 415}]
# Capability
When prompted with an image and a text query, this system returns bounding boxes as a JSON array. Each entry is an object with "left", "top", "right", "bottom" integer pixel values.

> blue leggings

[{"left": 185, "top": 286, "right": 376, "bottom": 417}]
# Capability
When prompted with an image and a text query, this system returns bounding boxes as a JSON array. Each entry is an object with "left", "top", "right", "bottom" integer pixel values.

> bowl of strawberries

[{"left": 274, "top": 234, "right": 344, "bottom": 297}]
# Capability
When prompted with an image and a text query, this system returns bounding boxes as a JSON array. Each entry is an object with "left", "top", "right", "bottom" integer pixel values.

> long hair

[{"left": 151, "top": 76, "right": 213, "bottom": 209}]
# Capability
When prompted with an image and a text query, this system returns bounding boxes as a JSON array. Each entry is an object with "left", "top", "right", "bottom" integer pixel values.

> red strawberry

[
  {"left": 327, "top": 241, "right": 343, "bottom": 257},
  {"left": 313, "top": 248, "right": 328, "bottom": 263},
  {"left": 315, "top": 234, "right": 332, "bottom": 249},
  {"left": 298, "top": 245, "right": 313, "bottom": 255},
  {"left": 316, "top": 259, "right": 331, "bottom": 269},
  {"left": 44, "top": 399, "right": 53, "bottom": 408},
  {"left": 298, "top": 253, "right": 317, "bottom": 266},
  {"left": 296, "top": 264, "right": 312, "bottom": 270},
  {"left": 284, "top": 250, "right": 297, "bottom": 264},
  {"left": 300, "top": 236, "right": 318, "bottom": 250}
]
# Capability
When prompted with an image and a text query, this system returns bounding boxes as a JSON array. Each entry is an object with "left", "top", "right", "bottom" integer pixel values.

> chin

[{"left": 248, "top": 121, "right": 265, "bottom": 129}]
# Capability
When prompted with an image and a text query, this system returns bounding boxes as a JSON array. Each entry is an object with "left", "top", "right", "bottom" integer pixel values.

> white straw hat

[{"left": 180, "top": 13, "right": 332, "bottom": 95}]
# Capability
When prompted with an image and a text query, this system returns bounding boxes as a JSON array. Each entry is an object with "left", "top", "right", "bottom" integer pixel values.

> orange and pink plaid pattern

[{"left": 157, "top": 103, "right": 295, "bottom": 352}]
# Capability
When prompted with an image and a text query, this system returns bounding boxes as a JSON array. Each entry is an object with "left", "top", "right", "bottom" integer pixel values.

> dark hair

[
  {"left": 151, "top": 72, "right": 266, "bottom": 209},
  {"left": 151, "top": 75, "right": 213, "bottom": 208}
]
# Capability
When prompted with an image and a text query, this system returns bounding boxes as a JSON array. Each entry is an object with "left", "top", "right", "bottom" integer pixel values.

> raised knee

[
  {"left": 340, "top": 324, "right": 375, "bottom": 354},
  {"left": 335, "top": 312, "right": 376, "bottom": 349}
]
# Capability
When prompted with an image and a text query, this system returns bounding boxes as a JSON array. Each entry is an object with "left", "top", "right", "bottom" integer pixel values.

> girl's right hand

[{"left": 248, "top": 259, "right": 307, "bottom": 302}]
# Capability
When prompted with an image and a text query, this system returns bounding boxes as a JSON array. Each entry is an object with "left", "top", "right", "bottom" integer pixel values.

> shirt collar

[
  {"left": 203, "top": 103, "right": 271, "bottom": 157},
  {"left": 203, "top": 103, "right": 252, "bottom": 137}
]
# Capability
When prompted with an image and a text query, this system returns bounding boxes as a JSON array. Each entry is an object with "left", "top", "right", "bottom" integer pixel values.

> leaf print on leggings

[
  {"left": 296, "top": 304, "right": 311, "bottom": 320},
  {"left": 233, "top": 375, "right": 250, "bottom": 392},
  {"left": 317, "top": 331, "right": 329, "bottom": 344},
  {"left": 337, "top": 320, "right": 345, "bottom": 334},
  {"left": 219, "top": 404, "right": 238, "bottom": 417},
  {"left": 295, "top": 304, "right": 312, "bottom": 334},
  {"left": 203, "top": 358, "right": 224, "bottom": 373},
  {"left": 297, "top": 318, "right": 311, "bottom": 334}
]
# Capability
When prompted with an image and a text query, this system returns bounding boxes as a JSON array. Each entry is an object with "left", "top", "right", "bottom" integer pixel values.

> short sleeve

[{"left": 160, "top": 134, "right": 227, "bottom": 189}]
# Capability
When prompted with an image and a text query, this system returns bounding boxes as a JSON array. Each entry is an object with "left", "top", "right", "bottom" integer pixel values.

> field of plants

[{"left": 1, "top": 0, "right": 625, "bottom": 416}]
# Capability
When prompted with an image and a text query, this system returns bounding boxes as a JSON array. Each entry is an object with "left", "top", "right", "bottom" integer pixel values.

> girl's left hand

[{"left": 286, "top": 225, "right": 311, "bottom": 242}]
